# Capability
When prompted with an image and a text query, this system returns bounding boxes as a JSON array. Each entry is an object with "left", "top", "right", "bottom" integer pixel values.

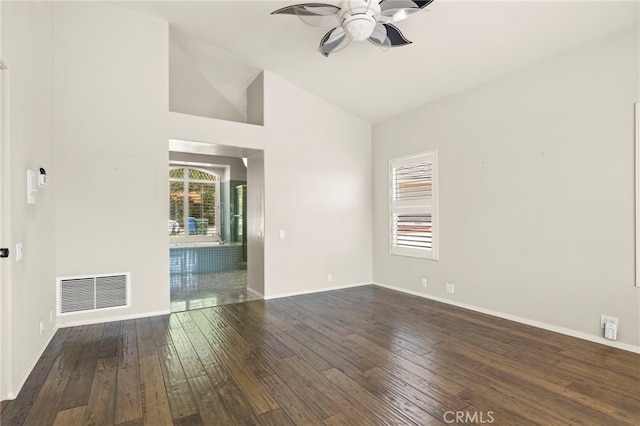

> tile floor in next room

[{"left": 170, "top": 269, "right": 262, "bottom": 312}]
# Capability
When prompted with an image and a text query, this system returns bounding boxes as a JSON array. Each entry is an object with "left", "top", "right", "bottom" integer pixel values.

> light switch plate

[{"left": 27, "top": 169, "right": 37, "bottom": 204}]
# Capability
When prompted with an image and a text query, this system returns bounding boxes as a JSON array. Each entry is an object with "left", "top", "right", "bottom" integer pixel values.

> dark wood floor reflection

[
  {"left": 170, "top": 270, "right": 261, "bottom": 312},
  {"left": 2, "top": 285, "right": 639, "bottom": 425}
]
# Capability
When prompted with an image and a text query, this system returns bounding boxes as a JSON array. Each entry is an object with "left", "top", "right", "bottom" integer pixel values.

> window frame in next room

[
  {"left": 169, "top": 164, "right": 221, "bottom": 243},
  {"left": 389, "top": 150, "right": 439, "bottom": 260}
]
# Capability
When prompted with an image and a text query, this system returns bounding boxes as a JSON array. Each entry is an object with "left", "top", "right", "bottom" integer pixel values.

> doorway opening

[{"left": 168, "top": 140, "right": 264, "bottom": 312}]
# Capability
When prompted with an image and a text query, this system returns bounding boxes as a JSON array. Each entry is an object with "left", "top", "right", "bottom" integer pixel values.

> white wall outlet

[
  {"left": 39, "top": 321, "right": 44, "bottom": 336},
  {"left": 279, "top": 230, "right": 286, "bottom": 239},
  {"left": 421, "top": 278, "right": 427, "bottom": 288},
  {"left": 327, "top": 273, "right": 333, "bottom": 283},
  {"left": 604, "top": 322, "right": 618, "bottom": 340},
  {"left": 49, "top": 310, "right": 53, "bottom": 323},
  {"left": 15, "top": 243, "right": 23, "bottom": 261},
  {"left": 445, "top": 283, "right": 455, "bottom": 294},
  {"left": 600, "top": 315, "right": 619, "bottom": 329}
]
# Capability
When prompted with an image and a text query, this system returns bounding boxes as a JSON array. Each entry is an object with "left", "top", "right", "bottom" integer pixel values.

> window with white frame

[
  {"left": 169, "top": 167, "right": 219, "bottom": 241},
  {"left": 389, "top": 151, "right": 438, "bottom": 259}
]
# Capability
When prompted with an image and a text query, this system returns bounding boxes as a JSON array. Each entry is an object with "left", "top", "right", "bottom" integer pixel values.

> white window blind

[
  {"left": 389, "top": 151, "right": 438, "bottom": 259},
  {"left": 392, "top": 212, "right": 433, "bottom": 250},
  {"left": 392, "top": 162, "right": 433, "bottom": 200}
]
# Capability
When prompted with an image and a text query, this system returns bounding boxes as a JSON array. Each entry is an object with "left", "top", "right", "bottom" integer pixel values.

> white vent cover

[{"left": 57, "top": 273, "right": 130, "bottom": 316}]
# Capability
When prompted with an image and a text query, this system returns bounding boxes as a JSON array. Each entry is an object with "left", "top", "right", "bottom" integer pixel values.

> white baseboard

[
  {"left": 247, "top": 287, "right": 264, "bottom": 299},
  {"left": 264, "top": 282, "right": 370, "bottom": 300},
  {"left": 56, "top": 309, "right": 172, "bottom": 328},
  {"left": 8, "top": 325, "right": 59, "bottom": 400},
  {"left": 373, "top": 281, "right": 640, "bottom": 354}
]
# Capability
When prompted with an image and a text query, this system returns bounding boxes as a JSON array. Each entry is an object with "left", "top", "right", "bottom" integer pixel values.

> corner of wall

[{"left": 247, "top": 71, "right": 264, "bottom": 126}]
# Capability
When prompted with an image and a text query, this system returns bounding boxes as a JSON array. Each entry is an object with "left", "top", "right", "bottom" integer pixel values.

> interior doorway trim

[{"left": 168, "top": 139, "right": 265, "bottom": 303}]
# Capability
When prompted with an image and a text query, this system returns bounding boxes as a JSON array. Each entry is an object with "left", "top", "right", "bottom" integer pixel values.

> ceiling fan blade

[
  {"left": 368, "top": 23, "right": 411, "bottom": 47},
  {"left": 319, "top": 27, "right": 351, "bottom": 57},
  {"left": 379, "top": 0, "right": 435, "bottom": 11},
  {"left": 368, "top": 23, "right": 392, "bottom": 50},
  {"left": 271, "top": 3, "right": 341, "bottom": 28},
  {"left": 271, "top": 3, "right": 339, "bottom": 15},
  {"left": 294, "top": 5, "right": 342, "bottom": 28},
  {"left": 409, "top": 0, "right": 436, "bottom": 8},
  {"left": 378, "top": 0, "right": 434, "bottom": 23}
]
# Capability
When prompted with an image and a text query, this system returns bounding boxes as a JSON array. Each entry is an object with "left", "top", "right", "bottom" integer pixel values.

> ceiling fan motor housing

[{"left": 339, "top": 0, "right": 381, "bottom": 41}]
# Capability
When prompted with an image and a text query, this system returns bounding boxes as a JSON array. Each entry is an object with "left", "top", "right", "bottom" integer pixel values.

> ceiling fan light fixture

[
  {"left": 342, "top": 14, "right": 376, "bottom": 41},
  {"left": 271, "top": 0, "right": 434, "bottom": 56}
]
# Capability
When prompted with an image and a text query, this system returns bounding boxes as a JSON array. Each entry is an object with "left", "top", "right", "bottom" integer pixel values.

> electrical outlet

[
  {"left": 604, "top": 322, "right": 618, "bottom": 340},
  {"left": 445, "top": 283, "right": 455, "bottom": 294},
  {"left": 327, "top": 273, "right": 333, "bottom": 283},
  {"left": 39, "top": 321, "right": 44, "bottom": 336},
  {"left": 421, "top": 278, "right": 427, "bottom": 288},
  {"left": 49, "top": 310, "right": 53, "bottom": 323},
  {"left": 600, "top": 315, "right": 619, "bottom": 329}
]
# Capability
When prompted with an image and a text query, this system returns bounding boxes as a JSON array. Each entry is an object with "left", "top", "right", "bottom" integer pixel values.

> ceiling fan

[{"left": 271, "top": 0, "right": 434, "bottom": 57}]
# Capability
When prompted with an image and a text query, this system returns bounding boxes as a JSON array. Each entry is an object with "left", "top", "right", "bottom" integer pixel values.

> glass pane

[
  {"left": 169, "top": 168, "right": 184, "bottom": 179},
  {"left": 393, "top": 161, "right": 432, "bottom": 201},
  {"left": 188, "top": 181, "right": 216, "bottom": 236},
  {"left": 189, "top": 169, "right": 216, "bottom": 181},
  {"left": 169, "top": 181, "right": 184, "bottom": 236},
  {"left": 236, "top": 185, "right": 245, "bottom": 240},
  {"left": 393, "top": 213, "right": 432, "bottom": 250}
]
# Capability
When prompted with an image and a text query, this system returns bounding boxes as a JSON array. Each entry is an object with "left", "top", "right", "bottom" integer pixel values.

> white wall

[
  {"left": 169, "top": 71, "right": 373, "bottom": 298},
  {"left": 54, "top": 2, "right": 170, "bottom": 325},
  {"left": 246, "top": 77, "right": 265, "bottom": 296},
  {"left": 0, "top": 1, "right": 57, "bottom": 399},
  {"left": 247, "top": 151, "right": 265, "bottom": 296},
  {"left": 373, "top": 26, "right": 640, "bottom": 350},
  {"left": 0, "top": 0, "right": 372, "bottom": 400},
  {"left": 247, "top": 71, "right": 264, "bottom": 126},
  {"left": 169, "top": 28, "right": 261, "bottom": 124},
  {"left": 262, "top": 72, "right": 372, "bottom": 297},
  {"left": 169, "top": 112, "right": 266, "bottom": 151}
]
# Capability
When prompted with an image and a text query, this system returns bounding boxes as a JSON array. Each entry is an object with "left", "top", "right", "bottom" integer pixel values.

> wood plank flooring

[{"left": 2, "top": 285, "right": 639, "bottom": 425}]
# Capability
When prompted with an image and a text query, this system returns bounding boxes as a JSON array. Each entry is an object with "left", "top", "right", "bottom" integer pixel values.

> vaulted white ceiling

[{"left": 121, "top": 0, "right": 639, "bottom": 123}]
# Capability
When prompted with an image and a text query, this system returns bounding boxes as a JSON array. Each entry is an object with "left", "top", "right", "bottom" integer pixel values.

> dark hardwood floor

[{"left": 2, "top": 285, "right": 638, "bottom": 425}]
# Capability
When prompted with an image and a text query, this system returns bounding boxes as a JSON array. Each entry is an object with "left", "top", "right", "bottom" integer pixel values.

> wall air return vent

[{"left": 57, "top": 273, "right": 130, "bottom": 316}]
